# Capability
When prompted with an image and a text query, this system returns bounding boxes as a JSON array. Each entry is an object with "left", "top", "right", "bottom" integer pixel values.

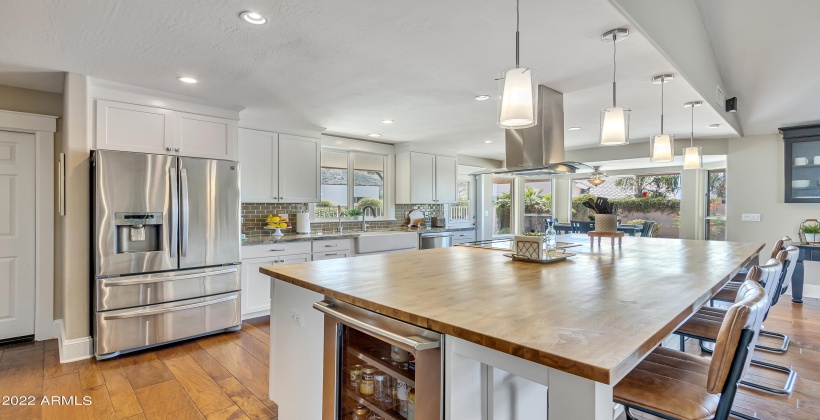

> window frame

[
  {"left": 310, "top": 147, "right": 394, "bottom": 222},
  {"left": 445, "top": 174, "right": 476, "bottom": 228}
]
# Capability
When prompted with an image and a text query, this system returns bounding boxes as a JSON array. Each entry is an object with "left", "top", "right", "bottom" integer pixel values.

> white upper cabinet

[
  {"left": 176, "top": 112, "right": 237, "bottom": 160},
  {"left": 95, "top": 100, "right": 175, "bottom": 154},
  {"left": 95, "top": 100, "right": 238, "bottom": 160},
  {"left": 277, "top": 134, "right": 320, "bottom": 203},
  {"left": 396, "top": 151, "right": 458, "bottom": 204},
  {"left": 434, "top": 155, "right": 458, "bottom": 203},
  {"left": 239, "top": 129, "right": 320, "bottom": 203}
]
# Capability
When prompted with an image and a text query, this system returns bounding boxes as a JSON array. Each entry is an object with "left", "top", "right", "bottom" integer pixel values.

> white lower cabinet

[{"left": 241, "top": 252, "right": 311, "bottom": 319}]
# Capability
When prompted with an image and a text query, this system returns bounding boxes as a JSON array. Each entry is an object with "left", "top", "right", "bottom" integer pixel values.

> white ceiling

[
  {"left": 696, "top": 0, "right": 820, "bottom": 135},
  {"left": 0, "top": 0, "right": 738, "bottom": 159}
]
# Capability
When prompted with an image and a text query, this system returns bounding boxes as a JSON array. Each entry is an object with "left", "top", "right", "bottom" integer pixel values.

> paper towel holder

[{"left": 296, "top": 211, "right": 311, "bottom": 234}]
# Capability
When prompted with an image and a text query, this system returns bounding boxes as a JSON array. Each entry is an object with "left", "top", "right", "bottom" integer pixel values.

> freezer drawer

[
  {"left": 96, "top": 265, "right": 241, "bottom": 311},
  {"left": 95, "top": 291, "right": 240, "bottom": 357}
]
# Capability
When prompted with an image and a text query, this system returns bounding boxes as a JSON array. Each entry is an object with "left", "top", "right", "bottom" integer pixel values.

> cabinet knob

[
  {"left": 174, "top": 148, "right": 180, "bottom": 152},
  {"left": 166, "top": 147, "right": 172, "bottom": 151}
]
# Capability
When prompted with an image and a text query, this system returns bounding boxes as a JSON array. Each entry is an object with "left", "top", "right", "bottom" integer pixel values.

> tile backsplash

[{"left": 242, "top": 202, "right": 444, "bottom": 236}]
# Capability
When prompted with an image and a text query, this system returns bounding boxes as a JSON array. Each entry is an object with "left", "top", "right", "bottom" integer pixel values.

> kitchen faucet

[
  {"left": 361, "top": 206, "right": 377, "bottom": 232},
  {"left": 337, "top": 205, "right": 344, "bottom": 233}
]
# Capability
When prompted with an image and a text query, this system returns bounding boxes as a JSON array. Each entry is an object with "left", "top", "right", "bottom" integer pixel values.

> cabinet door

[
  {"left": 280, "top": 254, "right": 312, "bottom": 264},
  {"left": 278, "top": 135, "right": 320, "bottom": 203},
  {"left": 241, "top": 258, "right": 275, "bottom": 317},
  {"left": 435, "top": 155, "right": 458, "bottom": 203},
  {"left": 95, "top": 100, "right": 174, "bottom": 154},
  {"left": 176, "top": 112, "right": 237, "bottom": 160},
  {"left": 410, "top": 152, "right": 436, "bottom": 203},
  {"left": 239, "top": 129, "right": 279, "bottom": 202}
]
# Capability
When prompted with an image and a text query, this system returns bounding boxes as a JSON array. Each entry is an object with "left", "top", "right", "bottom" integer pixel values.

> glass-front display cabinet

[{"left": 783, "top": 124, "right": 820, "bottom": 203}]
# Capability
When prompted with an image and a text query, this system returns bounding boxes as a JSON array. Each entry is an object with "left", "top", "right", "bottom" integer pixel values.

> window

[
  {"left": 571, "top": 173, "right": 681, "bottom": 238},
  {"left": 706, "top": 169, "right": 727, "bottom": 241},
  {"left": 522, "top": 179, "right": 552, "bottom": 233},
  {"left": 315, "top": 149, "right": 386, "bottom": 219},
  {"left": 448, "top": 176, "right": 473, "bottom": 225},
  {"left": 492, "top": 178, "right": 513, "bottom": 236}
]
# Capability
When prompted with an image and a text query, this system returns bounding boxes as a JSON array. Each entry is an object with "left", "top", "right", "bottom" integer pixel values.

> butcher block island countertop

[{"left": 261, "top": 234, "right": 763, "bottom": 385}]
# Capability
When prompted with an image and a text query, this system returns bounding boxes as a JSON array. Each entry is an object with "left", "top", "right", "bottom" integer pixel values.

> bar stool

[
  {"left": 613, "top": 281, "right": 767, "bottom": 420},
  {"left": 675, "top": 256, "right": 797, "bottom": 396},
  {"left": 729, "top": 237, "right": 789, "bottom": 283},
  {"left": 714, "top": 247, "right": 796, "bottom": 353}
]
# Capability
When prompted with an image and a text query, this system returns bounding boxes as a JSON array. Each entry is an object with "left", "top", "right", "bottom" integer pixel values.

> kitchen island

[{"left": 261, "top": 234, "right": 763, "bottom": 419}]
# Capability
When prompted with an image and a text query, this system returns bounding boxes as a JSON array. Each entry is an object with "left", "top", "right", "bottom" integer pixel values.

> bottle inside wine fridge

[{"left": 314, "top": 299, "right": 442, "bottom": 419}]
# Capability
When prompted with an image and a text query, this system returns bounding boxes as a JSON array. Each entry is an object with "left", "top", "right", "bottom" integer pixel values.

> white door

[
  {"left": 241, "top": 258, "right": 275, "bottom": 317},
  {"left": 410, "top": 152, "right": 435, "bottom": 203},
  {"left": 95, "top": 100, "right": 175, "bottom": 154},
  {"left": 176, "top": 112, "right": 237, "bottom": 160},
  {"left": 238, "top": 129, "right": 278, "bottom": 202},
  {"left": 434, "top": 155, "right": 458, "bottom": 203},
  {"left": 278, "top": 135, "right": 320, "bottom": 203},
  {"left": 0, "top": 130, "right": 36, "bottom": 340}
]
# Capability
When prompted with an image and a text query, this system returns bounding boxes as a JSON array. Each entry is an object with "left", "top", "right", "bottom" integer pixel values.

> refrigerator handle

[
  {"left": 169, "top": 167, "right": 178, "bottom": 259},
  {"left": 180, "top": 167, "right": 189, "bottom": 258}
]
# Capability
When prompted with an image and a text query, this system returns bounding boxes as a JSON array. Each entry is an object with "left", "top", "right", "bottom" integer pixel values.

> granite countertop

[{"left": 242, "top": 226, "right": 476, "bottom": 246}]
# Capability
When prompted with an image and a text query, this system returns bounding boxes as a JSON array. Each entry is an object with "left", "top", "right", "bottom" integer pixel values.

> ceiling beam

[{"left": 607, "top": 0, "right": 743, "bottom": 136}]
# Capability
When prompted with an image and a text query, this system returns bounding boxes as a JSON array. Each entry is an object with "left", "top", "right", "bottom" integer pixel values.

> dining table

[{"left": 554, "top": 222, "right": 643, "bottom": 236}]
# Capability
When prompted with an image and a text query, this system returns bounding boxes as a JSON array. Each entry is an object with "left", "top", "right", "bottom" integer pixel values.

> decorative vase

[{"left": 595, "top": 214, "right": 617, "bottom": 233}]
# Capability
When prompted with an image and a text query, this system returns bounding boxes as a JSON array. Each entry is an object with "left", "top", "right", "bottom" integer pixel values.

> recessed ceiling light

[
  {"left": 240, "top": 11, "right": 268, "bottom": 25},
  {"left": 484, "top": 140, "right": 493, "bottom": 143},
  {"left": 381, "top": 119, "right": 394, "bottom": 124},
  {"left": 475, "top": 95, "right": 491, "bottom": 101},
  {"left": 368, "top": 133, "right": 382, "bottom": 137},
  {"left": 568, "top": 127, "right": 581, "bottom": 131},
  {"left": 178, "top": 77, "right": 198, "bottom": 84},
  {"left": 709, "top": 123, "right": 721, "bottom": 128}
]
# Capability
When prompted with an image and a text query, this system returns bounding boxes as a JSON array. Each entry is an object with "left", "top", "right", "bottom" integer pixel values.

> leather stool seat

[
  {"left": 676, "top": 307, "right": 726, "bottom": 340},
  {"left": 713, "top": 282, "right": 741, "bottom": 302},
  {"left": 615, "top": 347, "right": 719, "bottom": 420}
]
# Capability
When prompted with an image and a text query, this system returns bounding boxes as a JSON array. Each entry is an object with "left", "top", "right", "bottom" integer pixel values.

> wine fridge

[{"left": 315, "top": 299, "right": 442, "bottom": 420}]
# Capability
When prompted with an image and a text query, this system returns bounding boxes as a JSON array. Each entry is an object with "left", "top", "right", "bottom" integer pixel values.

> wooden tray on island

[{"left": 503, "top": 251, "right": 575, "bottom": 264}]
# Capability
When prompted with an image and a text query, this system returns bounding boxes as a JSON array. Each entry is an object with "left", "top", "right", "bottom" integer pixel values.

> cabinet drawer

[
  {"left": 312, "top": 239, "right": 352, "bottom": 252},
  {"left": 312, "top": 251, "right": 351, "bottom": 261},
  {"left": 95, "top": 292, "right": 240, "bottom": 357},
  {"left": 452, "top": 230, "right": 476, "bottom": 244},
  {"left": 241, "top": 242, "right": 312, "bottom": 259}
]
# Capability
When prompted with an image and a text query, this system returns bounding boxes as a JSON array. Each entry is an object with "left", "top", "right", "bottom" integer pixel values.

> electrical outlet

[
  {"left": 741, "top": 214, "right": 761, "bottom": 222},
  {"left": 484, "top": 210, "right": 489, "bottom": 217},
  {"left": 289, "top": 309, "right": 304, "bottom": 326}
]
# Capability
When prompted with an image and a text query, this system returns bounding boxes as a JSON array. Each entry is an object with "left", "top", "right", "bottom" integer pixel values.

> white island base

[{"left": 269, "top": 278, "right": 623, "bottom": 420}]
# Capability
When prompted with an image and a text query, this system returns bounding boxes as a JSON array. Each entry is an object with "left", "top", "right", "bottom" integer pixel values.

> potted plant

[
  {"left": 346, "top": 208, "right": 363, "bottom": 221},
  {"left": 802, "top": 224, "right": 820, "bottom": 243}
]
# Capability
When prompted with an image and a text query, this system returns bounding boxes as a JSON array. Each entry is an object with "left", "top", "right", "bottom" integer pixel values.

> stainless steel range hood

[{"left": 475, "top": 85, "right": 592, "bottom": 177}]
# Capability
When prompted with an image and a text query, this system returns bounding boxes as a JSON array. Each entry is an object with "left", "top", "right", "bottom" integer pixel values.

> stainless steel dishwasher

[{"left": 419, "top": 232, "right": 454, "bottom": 249}]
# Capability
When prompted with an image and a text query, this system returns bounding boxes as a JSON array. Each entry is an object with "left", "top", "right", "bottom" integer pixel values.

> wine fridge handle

[{"left": 313, "top": 301, "right": 440, "bottom": 350}]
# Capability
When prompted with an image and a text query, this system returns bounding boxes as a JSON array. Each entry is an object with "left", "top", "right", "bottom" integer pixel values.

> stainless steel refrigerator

[{"left": 91, "top": 150, "right": 242, "bottom": 359}]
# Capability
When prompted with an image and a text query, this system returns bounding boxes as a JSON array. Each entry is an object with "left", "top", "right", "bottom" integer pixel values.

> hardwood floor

[
  {"left": 621, "top": 297, "right": 820, "bottom": 420},
  {"left": 1, "top": 298, "right": 818, "bottom": 419},
  {"left": 0, "top": 318, "right": 277, "bottom": 420}
]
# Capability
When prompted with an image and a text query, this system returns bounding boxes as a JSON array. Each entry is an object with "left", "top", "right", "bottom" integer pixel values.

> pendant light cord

[
  {"left": 515, "top": 0, "right": 520, "bottom": 68},
  {"left": 612, "top": 33, "right": 617, "bottom": 108},
  {"left": 690, "top": 103, "right": 695, "bottom": 147},
  {"left": 660, "top": 77, "right": 664, "bottom": 133}
]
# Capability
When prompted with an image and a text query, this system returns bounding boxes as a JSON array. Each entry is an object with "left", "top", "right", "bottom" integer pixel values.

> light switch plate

[{"left": 741, "top": 214, "right": 761, "bottom": 222}]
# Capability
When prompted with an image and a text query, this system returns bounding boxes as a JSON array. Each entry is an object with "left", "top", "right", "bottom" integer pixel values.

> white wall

[{"left": 727, "top": 133, "right": 820, "bottom": 288}]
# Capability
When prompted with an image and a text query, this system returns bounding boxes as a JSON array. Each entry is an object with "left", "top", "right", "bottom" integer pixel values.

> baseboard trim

[
  {"left": 785, "top": 284, "right": 820, "bottom": 300},
  {"left": 54, "top": 320, "right": 93, "bottom": 363},
  {"left": 242, "top": 309, "right": 271, "bottom": 321}
]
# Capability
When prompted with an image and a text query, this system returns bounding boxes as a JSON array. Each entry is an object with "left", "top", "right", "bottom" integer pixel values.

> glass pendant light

[
  {"left": 589, "top": 166, "right": 606, "bottom": 186},
  {"left": 497, "top": 0, "right": 537, "bottom": 129},
  {"left": 650, "top": 75, "right": 674, "bottom": 162},
  {"left": 600, "top": 28, "right": 630, "bottom": 146},
  {"left": 683, "top": 101, "right": 703, "bottom": 170}
]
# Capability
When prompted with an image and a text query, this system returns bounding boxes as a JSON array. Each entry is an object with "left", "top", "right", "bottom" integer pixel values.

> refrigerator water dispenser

[{"left": 114, "top": 212, "right": 163, "bottom": 253}]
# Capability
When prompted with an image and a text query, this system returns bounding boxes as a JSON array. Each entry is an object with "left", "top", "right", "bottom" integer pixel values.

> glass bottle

[{"left": 544, "top": 218, "right": 557, "bottom": 253}]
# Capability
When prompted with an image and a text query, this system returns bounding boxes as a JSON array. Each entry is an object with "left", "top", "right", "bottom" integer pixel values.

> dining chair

[
  {"left": 614, "top": 280, "right": 767, "bottom": 420},
  {"left": 575, "top": 220, "right": 594, "bottom": 233},
  {"left": 675, "top": 256, "right": 797, "bottom": 396},
  {"left": 639, "top": 221, "right": 656, "bottom": 237}
]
